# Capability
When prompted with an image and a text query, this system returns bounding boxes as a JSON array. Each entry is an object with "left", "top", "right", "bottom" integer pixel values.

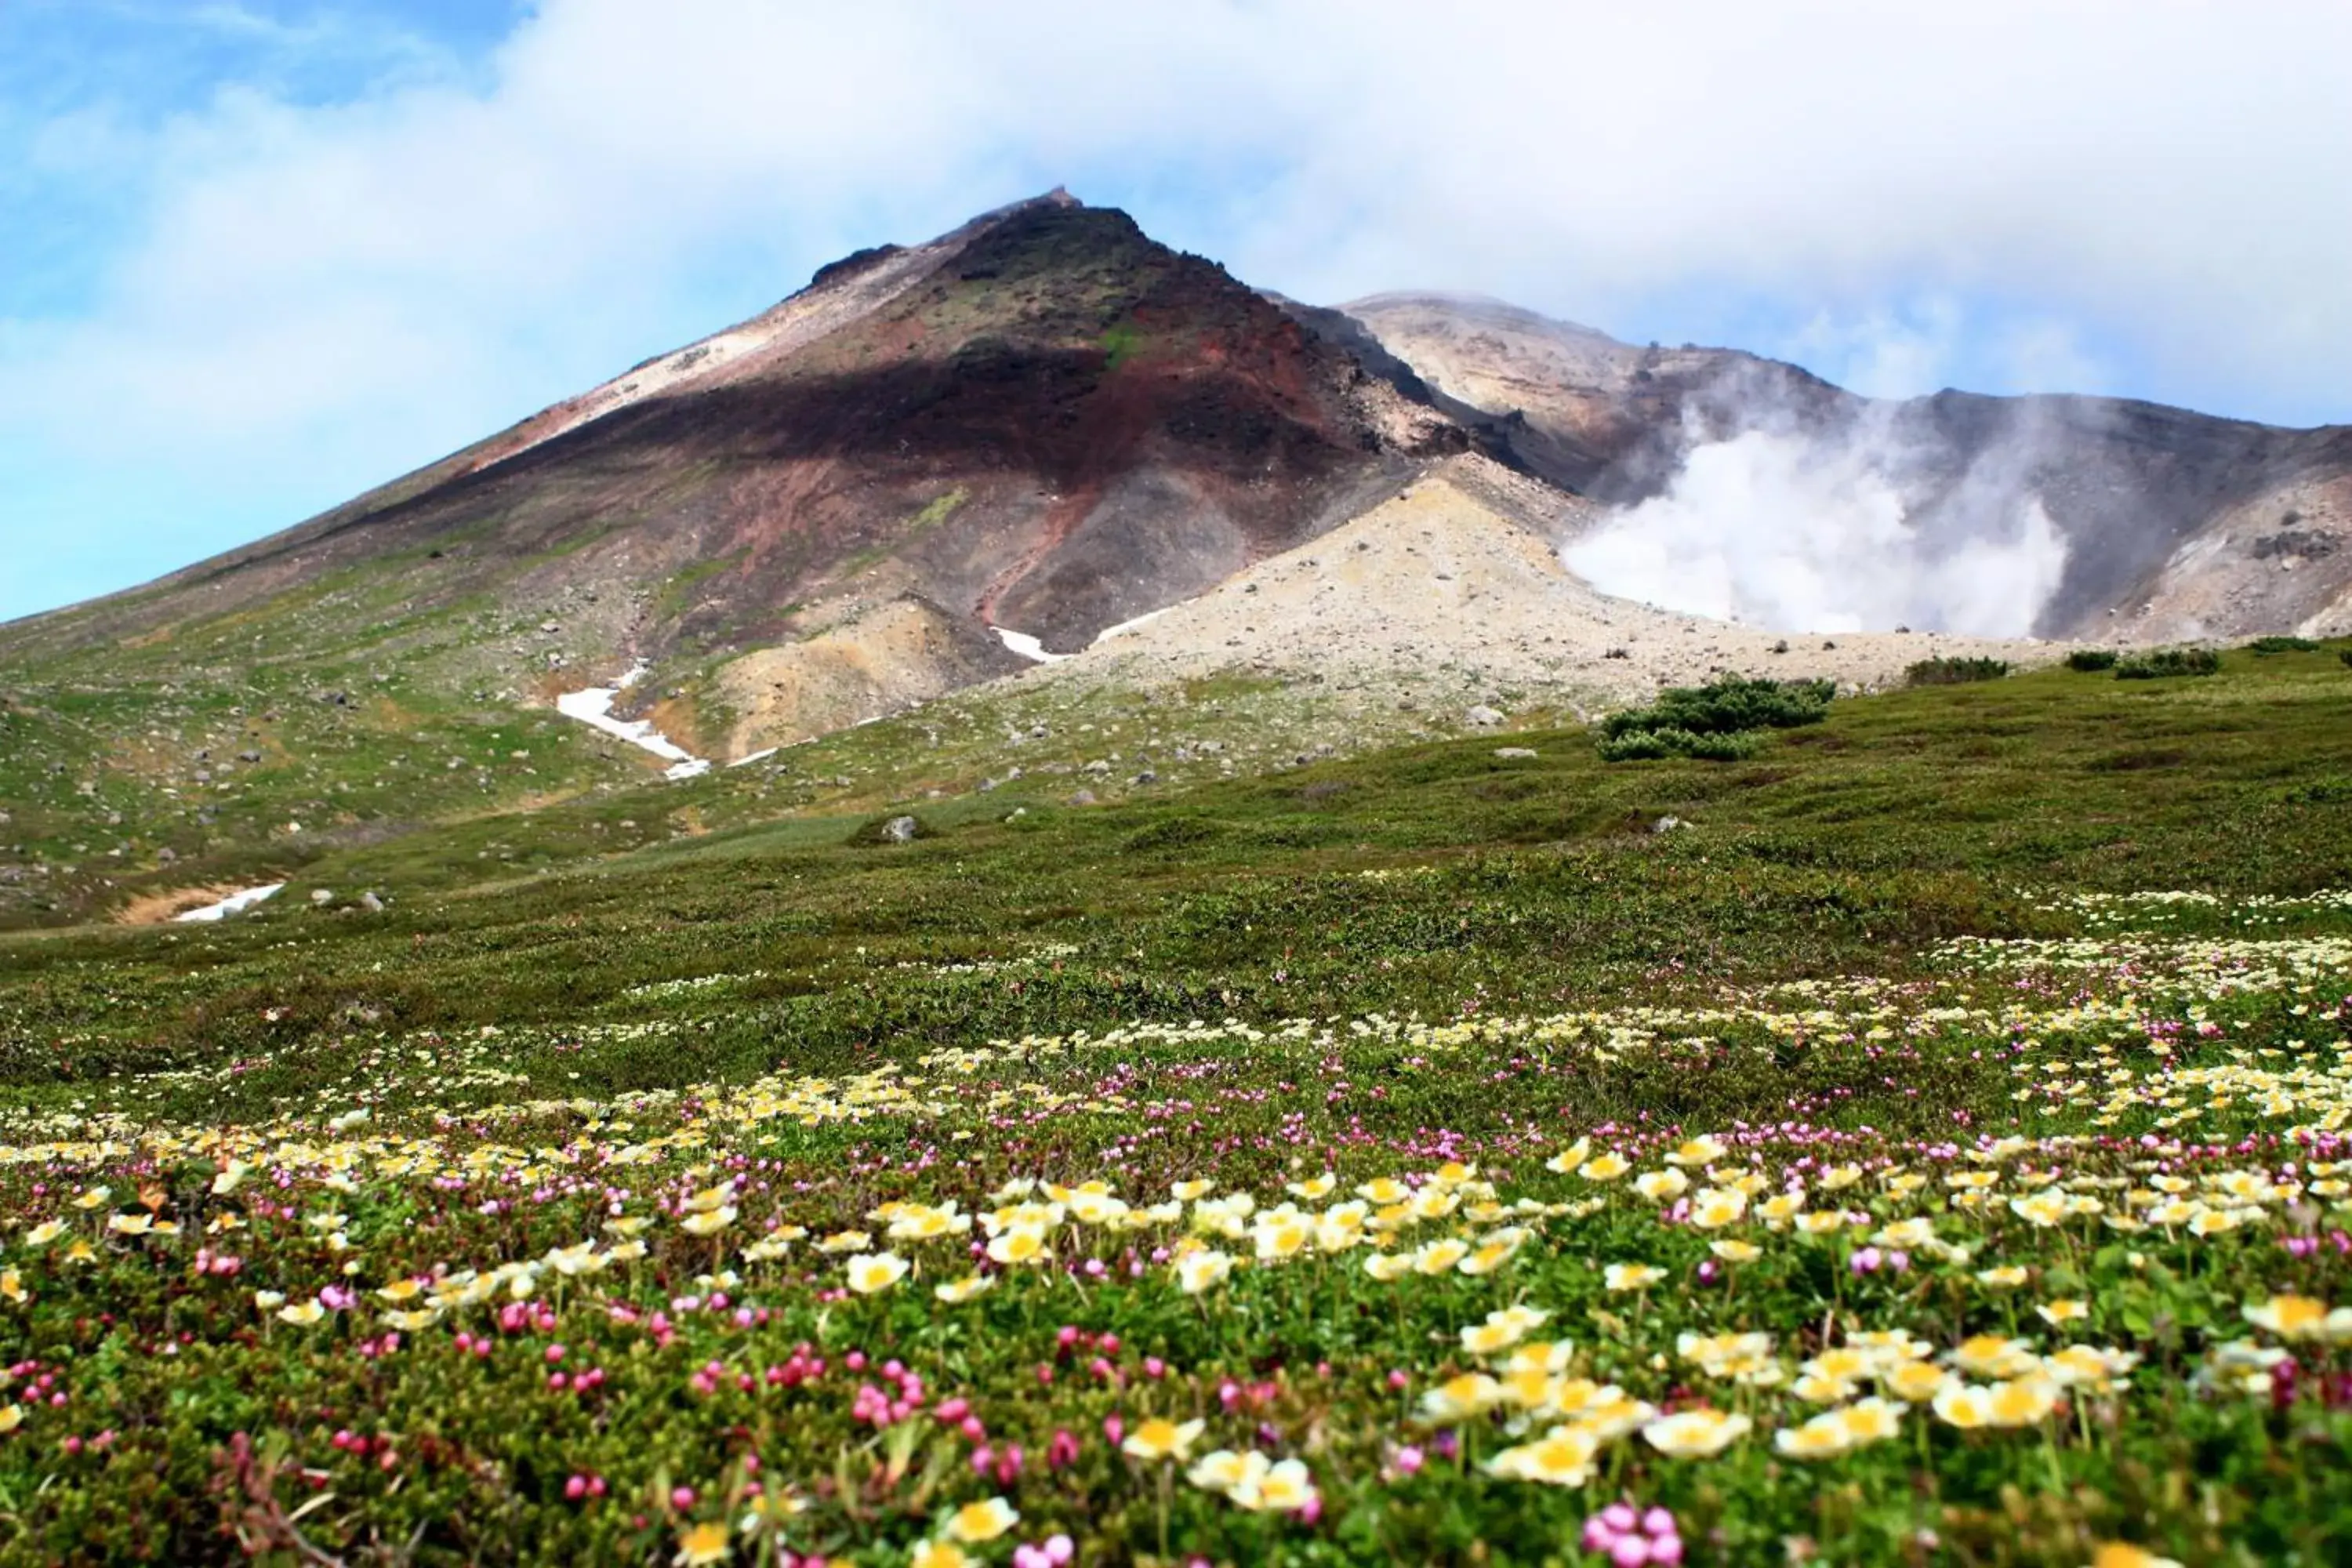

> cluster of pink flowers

[
  {"left": 328, "top": 1428, "right": 399, "bottom": 1471},
  {"left": 9, "top": 1361, "right": 67, "bottom": 1408},
  {"left": 1011, "top": 1534, "right": 1076, "bottom": 1568},
  {"left": 495, "top": 1300, "right": 558, "bottom": 1335},
  {"left": 1583, "top": 1504, "right": 1683, "bottom": 1565},
  {"left": 848, "top": 1359, "right": 927, "bottom": 1428},
  {"left": 763, "top": 1343, "right": 828, "bottom": 1388}
]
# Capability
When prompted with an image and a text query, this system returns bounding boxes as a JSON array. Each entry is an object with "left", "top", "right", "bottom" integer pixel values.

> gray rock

[
  {"left": 1650, "top": 815, "right": 1686, "bottom": 834},
  {"left": 1494, "top": 746, "right": 1538, "bottom": 760},
  {"left": 238, "top": 749, "right": 262, "bottom": 763},
  {"left": 1069, "top": 789, "right": 1098, "bottom": 807},
  {"left": 880, "top": 815, "right": 920, "bottom": 844},
  {"left": 310, "top": 887, "right": 335, "bottom": 905},
  {"left": 360, "top": 891, "right": 385, "bottom": 913},
  {"left": 1465, "top": 705, "right": 1505, "bottom": 728},
  {"left": 1133, "top": 769, "right": 1157, "bottom": 785}
]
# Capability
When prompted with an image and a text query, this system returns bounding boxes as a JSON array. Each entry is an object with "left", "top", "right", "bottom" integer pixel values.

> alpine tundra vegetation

[{"left": 0, "top": 643, "right": 2350, "bottom": 1565}]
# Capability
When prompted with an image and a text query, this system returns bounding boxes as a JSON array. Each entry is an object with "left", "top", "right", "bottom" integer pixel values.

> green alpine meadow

[{"left": 2, "top": 644, "right": 2350, "bottom": 1566}]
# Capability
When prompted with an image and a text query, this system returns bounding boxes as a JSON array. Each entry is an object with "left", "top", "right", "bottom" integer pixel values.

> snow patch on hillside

[
  {"left": 175, "top": 884, "right": 285, "bottom": 923},
  {"left": 556, "top": 663, "right": 710, "bottom": 779},
  {"left": 992, "top": 627, "right": 1070, "bottom": 663}
]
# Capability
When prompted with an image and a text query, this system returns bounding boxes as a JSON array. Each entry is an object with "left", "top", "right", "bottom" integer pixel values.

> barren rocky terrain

[
  {"left": 1346, "top": 293, "right": 2352, "bottom": 642},
  {"left": 1039, "top": 456, "right": 2067, "bottom": 718}
]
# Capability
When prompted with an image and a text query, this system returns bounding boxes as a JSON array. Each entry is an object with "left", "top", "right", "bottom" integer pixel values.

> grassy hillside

[
  {"left": 6, "top": 642, "right": 2347, "bottom": 1092},
  {"left": 0, "top": 644, "right": 2348, "bottom": 1564}
]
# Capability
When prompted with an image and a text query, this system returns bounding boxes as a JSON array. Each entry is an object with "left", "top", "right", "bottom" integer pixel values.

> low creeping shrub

[
  {"left": 2064, "top": 649, "right": 2119, "bottom": 672},
  {"left": 2245, "top": 635, "right": 2319, "bottom": 655},
  {"left": 2115, "top": 648, "right": 2222, "bottom": 680},
  {"left": 1595, "top": 725, "right": 1764, "bottom": 762},
  {"left": 1600, "top": 675, "right": 1833, "bottom": 750},
  {"left": 1904, "top": 656, "right": 2010, "bottom": 687}
]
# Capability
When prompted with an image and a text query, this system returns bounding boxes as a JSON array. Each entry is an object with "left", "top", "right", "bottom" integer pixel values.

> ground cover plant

[
  {"left": 2114, "top": 649, "right": 2222, "bottom": 681},
  {"left": 2065, "top": 652, "right": 2119, "bottom": 673},
  {"left": 2, "top": 651, "right": 2351, "bottom": 1564},
  {"left": 1903, "top": 657, "right": 2010, "bottom": 687},
  {"left": 1595, "top": 676, "right": 1834, "bottom": 762}
]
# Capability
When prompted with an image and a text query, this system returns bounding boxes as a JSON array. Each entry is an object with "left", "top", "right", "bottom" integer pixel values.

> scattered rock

[
  {"left": 1494, "top": 746, "right": 1538, "bottom": 760},
  {"left": 238, "top": 749, "right": 262, "bottom": 763},
  {"left": 880, "top": 815, "right": 920, "bottom": 844},
  {"left": 1650, "top": 815, "right": 1686, "bottom": 834},
  {"left": 1132, "top": 769, "right": 1157, "bottom": 785},
  {"left": 1069, "top": 789, "right": 1098, "bottom": 807},
  {"left": 360, "top": 891, "right": 385, "bottom": 913},
  {"left": 1465, "top": 705, "right": 1505, "bottom": 728},
  {"left": 310, "top": 888, "right": 335, "bottom": 906}
]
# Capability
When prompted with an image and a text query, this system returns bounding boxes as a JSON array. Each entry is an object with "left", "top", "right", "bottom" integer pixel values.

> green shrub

[
  {"left": 2115, "top": 648, "right": 2222, "bottom": 680},
  {"left": 2065, "top": 649, "right": 2119, "bottom": 672},
  {"left": 1600, "top": 675, "right": 1834, "bottom": 743},
  {"left": 1595, "top": 725, "right": 1763, "bottom": 763},
  {"left": 1904, "top": 656, "right": 2011, "bottom": 687},
  {"left": 2339, "top": 648, "right": 2352, "bottom": 670},
  {"left": 2245, "top": 635, "right": 2319, "bottom": 655}
]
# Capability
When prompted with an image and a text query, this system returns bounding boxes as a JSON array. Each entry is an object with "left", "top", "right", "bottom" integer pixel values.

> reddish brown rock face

[{"left": 12, "top": 197, "right": 1448, "bottom": 688}]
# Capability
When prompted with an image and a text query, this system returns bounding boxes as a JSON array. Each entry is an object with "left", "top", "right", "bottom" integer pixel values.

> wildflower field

[{"left": 2, "top": 648, "right": 2350, "bottom": 1565}]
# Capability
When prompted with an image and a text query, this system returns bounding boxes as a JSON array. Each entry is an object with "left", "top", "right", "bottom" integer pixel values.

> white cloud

[
  {"left": 4, "top": 0, "right": 2350, "bottom": 616},
  {"left": 1561, "top": 427, "right": 2072, "bottom": 636}
]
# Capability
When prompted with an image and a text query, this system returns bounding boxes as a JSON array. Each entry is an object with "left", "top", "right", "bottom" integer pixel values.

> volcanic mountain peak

[{"left": 1, "top": 192, "right": 1464, "bottom": 753}]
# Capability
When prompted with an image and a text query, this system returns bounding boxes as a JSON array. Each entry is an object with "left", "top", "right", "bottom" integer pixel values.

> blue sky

[{"left": 3, "top": 1, "right": 2349, "bottom": 623}]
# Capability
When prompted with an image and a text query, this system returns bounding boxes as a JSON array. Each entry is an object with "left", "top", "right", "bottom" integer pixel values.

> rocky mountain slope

[
  {"left": 2, "top": 191, "right": 1463, "bottom": 739},
  {"left": 1342, "top": 294, "right": 2352, "bottom": 641}
]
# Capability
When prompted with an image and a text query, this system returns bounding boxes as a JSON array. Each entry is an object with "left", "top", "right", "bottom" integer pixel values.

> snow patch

[
  {"left": 556, "top": 662, "right": 710, "bottom": 780},
  {"left": 1092, "top": 607, "right": 1172, "bottom": 644},
  {"left": 993, "top": 626, "right": 1071, "bottom": 663},
  {"left": 175, "top": 884, "right": 285, "bottom": 923}
]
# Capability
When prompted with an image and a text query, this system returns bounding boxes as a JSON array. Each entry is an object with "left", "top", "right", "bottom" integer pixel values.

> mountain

[
  {"left": 5, "top": 192, "right": 2350, "bottom": 931},
  {"left": 4, "top": 191, "right": 1466, "bottom": 729},
  {"left": 1341, "top": 293, "right": 2352, "bottom": 641}
]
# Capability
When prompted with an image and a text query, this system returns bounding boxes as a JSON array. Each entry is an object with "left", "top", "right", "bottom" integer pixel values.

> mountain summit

[{"left": 8, "top": 191, "right": 1467, "bottom": 756}]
